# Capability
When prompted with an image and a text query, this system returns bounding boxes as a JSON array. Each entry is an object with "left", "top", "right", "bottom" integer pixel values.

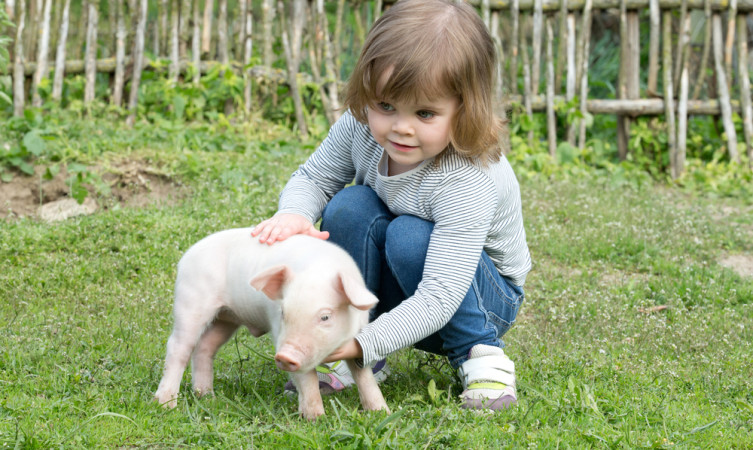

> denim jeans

[{"left": 320, "top": 185, "right": 525, "bottom": 368}]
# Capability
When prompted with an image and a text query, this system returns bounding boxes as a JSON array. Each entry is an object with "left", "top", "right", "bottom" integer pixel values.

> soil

[
  {"left": 719, "top": 254, "right": 753, "bottom": 280},
  {"left": 0, "top": 159, "right": 185, "bottom": 221}
]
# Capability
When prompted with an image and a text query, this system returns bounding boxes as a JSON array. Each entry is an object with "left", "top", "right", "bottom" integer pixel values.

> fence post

[
  {"left": 31, "top": 0, "right": 51, "bottom": 107},
  {"left": 12, "top": 0, "right": 26, "bottom": 117},
  {"left": 84, "top": 0, "right": 98, "bottom": 106},
  {"left": 112, "top": 0, "right": 126, "bottom": 107},
  {"left": 691, "top": 0, "right": 712, "bottom": 100},
  {"left": 127, "top": 0, "right": 148, "bottom": 128},
  {"left": 737, "top": 14, "right": 753, "bottom": 169},
  {"left": 617, "top": 1, "right": 639, "bottom": 160},
  {"left": 546, "top": 17, "right": 557, "bottom": 157},
  {"left": 675, "top": 11, "right": 691, "bottom": 178},
  {"left": 51, "top": 0, "right": 71, "bottom": 102},
  {"left": 663, "top": 10, "right": 677, "bottom": 175},
  {"left": 712, "top": 13, "right": 740, "bottom": 163},
  {"left": 509, "top": 0, "right": 520, "bottom": 96},
  {"left": 578, "top": 0, "right": 593, "bottom": 150},
  {"left": 647, "top": 0, "right": 660, "bottom": 96}
]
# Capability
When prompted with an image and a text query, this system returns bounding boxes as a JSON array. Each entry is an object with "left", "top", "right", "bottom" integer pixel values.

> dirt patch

[
  {"left": 718, "top": 254, "right": 753, "bottom": 279},
  {"left": 0, "top": 159, "right": 186, "bottom": 221}
]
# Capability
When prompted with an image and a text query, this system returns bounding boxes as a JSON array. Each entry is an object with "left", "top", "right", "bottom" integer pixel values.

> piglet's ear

[
  {"left": 336, "top": 273, "right": 379, "bottom": 311},
  {"left": 251, "top": 265, "right": 291, "bottom": 300}
]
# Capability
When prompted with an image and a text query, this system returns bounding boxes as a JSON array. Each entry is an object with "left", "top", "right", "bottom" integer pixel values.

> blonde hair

[{"left": 344, "top": 0, "right": 504, "bottom": 164}]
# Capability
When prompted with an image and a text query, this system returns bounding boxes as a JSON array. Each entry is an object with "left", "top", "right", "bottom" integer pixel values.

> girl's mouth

[{"left": 390, "top": 141, "right": 417, "bottom": 152}]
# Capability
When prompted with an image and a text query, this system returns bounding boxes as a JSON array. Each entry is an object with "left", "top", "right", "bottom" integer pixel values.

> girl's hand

[
  {"left": 251, "top": 213, "right": 330, "bottom": 245},
  {"left": 323, "top": 339, "right": 363, "bottom": 363}
]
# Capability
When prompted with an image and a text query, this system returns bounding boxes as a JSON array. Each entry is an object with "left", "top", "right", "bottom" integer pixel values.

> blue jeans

[{"left": 320, "top": 185, "right": 524, "bottom": 369}]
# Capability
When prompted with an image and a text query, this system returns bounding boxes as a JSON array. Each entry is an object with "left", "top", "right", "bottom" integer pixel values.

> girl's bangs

[{"left": 369, "top": 57, "right": 455, "bottom": 104}]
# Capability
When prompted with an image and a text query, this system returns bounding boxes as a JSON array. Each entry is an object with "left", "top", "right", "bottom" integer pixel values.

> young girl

[{"left": 252, "top": 0, "right": 531, "bottom": 411}]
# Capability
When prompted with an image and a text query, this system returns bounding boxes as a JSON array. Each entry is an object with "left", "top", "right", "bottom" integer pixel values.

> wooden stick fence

[{"left": 3, "top": 0, "right": 752, "bottom": 174}]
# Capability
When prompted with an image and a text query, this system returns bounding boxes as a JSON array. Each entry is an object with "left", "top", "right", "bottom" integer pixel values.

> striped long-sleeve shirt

[{"left": 277, "top": 111, "right": 531, "bottom": 366}]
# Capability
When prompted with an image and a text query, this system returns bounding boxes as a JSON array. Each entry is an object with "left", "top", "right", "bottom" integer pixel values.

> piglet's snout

[
  {"left": 274, "top": 354, "right": 299, "bottom": 372},
  {"left": 274, "top": 345, "right": 304, "bottom": 372}
]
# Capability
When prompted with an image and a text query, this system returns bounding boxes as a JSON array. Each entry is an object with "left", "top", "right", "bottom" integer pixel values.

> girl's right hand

[{"left": 251, "top": 213, "right": 330, "bottom": 245}]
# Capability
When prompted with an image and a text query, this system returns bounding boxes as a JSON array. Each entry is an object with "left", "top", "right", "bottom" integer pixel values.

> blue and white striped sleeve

[
  {"left": 277, "top": 113, "right": 359, "bottom": 223},
  {"left": 355, "top": 169, "right": 498, "bottom": 366}
]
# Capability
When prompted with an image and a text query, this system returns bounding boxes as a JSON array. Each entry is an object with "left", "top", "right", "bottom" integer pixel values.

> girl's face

[{"left": 367, "top": 70, "right": 459, "bottom": 176}]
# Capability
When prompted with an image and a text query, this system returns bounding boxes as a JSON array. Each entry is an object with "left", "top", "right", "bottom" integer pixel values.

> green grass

[{"left": 1, "top": 115, "right": 752, "bottom": 448}]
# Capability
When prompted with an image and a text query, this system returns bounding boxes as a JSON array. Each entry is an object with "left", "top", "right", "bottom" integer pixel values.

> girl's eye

[
  {"left": 417, "top": 110, "right": 435, "bottom": 119},
  {"left": 377, "top": 102, "right": 394, "bottom": 112}
]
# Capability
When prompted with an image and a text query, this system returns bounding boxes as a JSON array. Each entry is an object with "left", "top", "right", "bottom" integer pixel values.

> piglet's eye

[{"left": 320, "top": 314, "right": 331, "bottom": 322}]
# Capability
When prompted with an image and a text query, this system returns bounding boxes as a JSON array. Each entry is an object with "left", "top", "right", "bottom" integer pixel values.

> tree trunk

[
  {"left": 724, "top": 0, "right": 738, "bottom": 88},
  {"left": 237, "top": 0, "right": 248, "bottom": 61},
  {"left": 663, "top": 11, "right": 678, "bottom": 175},
  {"left": 555, "top": 0, "right": 567, "bottom": 95},
  {"left": 262, "top": 0, "right": 275, "bottom": 67},
  {"left": 691, "top": 0, "right": 712, "bottom": 100},
  {"left": 170, "top": 0, "right": 180, "bottom": 82},
  {"left": 181, "top": 0, "right": 191, "bottom": 58},
  {"left": 675, "top": 18, "right": 690, "bottom": 179},
  {"left": 84, "top": 0, "right": 99, "bottom": 105},
  {"left": 334, "top": 0, "right": 345, "bottom": 76},
  {"left": 712, "top": 13, "right": 739, "bottom": 162},
  {"left": 737, "top": 14, "right": 753, "bottom": 168},
  {"left": 566, "top": 12, "right": 577, "bottom": 145},
  {"left": 647, "top": 0, "right": 660, "bottom": 95},
  {"left": 509, "top": 0, "right": 520, "bottom": 95},
  {"left": 218, "top": 0, "right": 228, "bottom": 65},
  {"left": 521, "top": 14, "right": 534, "bottom": 147},
  {"left": 5, "top": 0, "right": 15, "bottom": 21},
  {"left": 192, "top": 0, "right": 202, "bottom": 84},
  {"left": 546, "top": 17, "right": 557, "bottom": 157},
  {"left": 13, "top": 0, "right": 26, "bottom": 117},
  {"left": 243, "top": 0, "right": 253, "bottom": 114},
  {"left": 673, "top": 0, "right": 688, "bottom": 92},
  {"left": 578, "top": 0, "right": 593, "bottom": 149},
  {"left": 127, "top": 0, "right": 148, "bottom": 127},
  {"left": 52, "top": 0, "right": 71, "bottom": 101},
  {"left": 202, "top": 0, "right": 214, "bottom": 57},
  {"left": 112, "top": 0, "right": 127, "bottom": 106},
  {"left": 278, "top": 0, "right": 308, "bottom": 137},
  {"left": 317, "top": 0, "right": 341, "bottom": 123},
  {"left": 531, "top": 0, "right": 543, "bottom": 97},
  {"left": 491, "top": 11, "right": 505, "bottom": 102},
  {"left": 31, "top": 0, "right": 51, "bottom": 107},
  {"left": 617, "top": 4, "right": 639, "bottom": 160},
  {"left": 159, "top": 0, "right": 168, "bottom": 57},
  {"left": 26, "top": 0, "right": 41, "bottom": 63},
  {"left": 218, "top": 0, "right": 232, "bottom": 114}
]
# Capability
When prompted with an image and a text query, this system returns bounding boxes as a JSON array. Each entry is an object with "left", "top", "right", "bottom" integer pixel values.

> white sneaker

[{"left": 458, "top": 344, "right": 517, "bottom": 410}]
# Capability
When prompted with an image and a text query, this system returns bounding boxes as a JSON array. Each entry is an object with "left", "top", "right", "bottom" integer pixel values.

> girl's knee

[
  {"left": 384, "top": 216, "right": 433, "bottom": 272},
  {"left": 322, "top": 185, "right": 386, "bottom": 230}
]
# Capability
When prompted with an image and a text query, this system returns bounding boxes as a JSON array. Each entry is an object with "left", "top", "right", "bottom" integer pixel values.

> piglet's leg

[
  {"left": 191, "top": 320, "right": 239, "bottom": 397},
  {"left": 346, "top": 360, "right": 389, "bottom": 413},
  {"left": 291, "top": 370, "right": 325, "bottom": 420},
  {"left": 154, "top": 288, "right": 219, "bottom": 408}
]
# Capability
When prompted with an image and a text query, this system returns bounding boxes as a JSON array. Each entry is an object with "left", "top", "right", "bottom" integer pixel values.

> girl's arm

[
  {"left": 276, "top": 112, "right": 362, "bottom": 223},
  {"left": 252, "top": 112, "right": 363, "bottom": 243}
]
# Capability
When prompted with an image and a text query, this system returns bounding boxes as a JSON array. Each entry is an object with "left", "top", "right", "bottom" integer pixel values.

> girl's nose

[{"left": 392, "top": 115, "right": 414, "bottom": 135}]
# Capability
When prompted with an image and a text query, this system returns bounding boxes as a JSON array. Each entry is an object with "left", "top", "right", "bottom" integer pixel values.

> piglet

[{"left": 154, "top": 228, "right": 389, "bottom": 420}]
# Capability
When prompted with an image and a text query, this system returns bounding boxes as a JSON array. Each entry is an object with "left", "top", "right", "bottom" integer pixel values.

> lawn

[{"left": 1, "top": 115, "right": 752, "bottom": 448}]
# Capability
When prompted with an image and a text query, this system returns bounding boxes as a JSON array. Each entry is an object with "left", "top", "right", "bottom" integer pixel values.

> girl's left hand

[{"left": 324, "top": 339, "right": 363, "bottom": 362}]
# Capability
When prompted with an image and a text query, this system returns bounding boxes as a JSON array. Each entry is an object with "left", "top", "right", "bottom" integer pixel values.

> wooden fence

[{"left": 3, "top": 0, "right": 753, "bottom": 175}]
